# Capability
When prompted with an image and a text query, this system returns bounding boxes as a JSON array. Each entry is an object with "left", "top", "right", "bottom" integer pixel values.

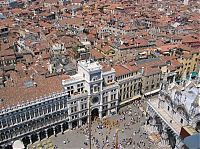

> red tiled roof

[
  {"left": 90, "top": 49, "right": 105, "bottom": 59},
  {"left": 113, "top": 65, "right": 130, "bottom": 77},
  {"left": 0, "top": 75, "right": 64, "bottom": 110}
]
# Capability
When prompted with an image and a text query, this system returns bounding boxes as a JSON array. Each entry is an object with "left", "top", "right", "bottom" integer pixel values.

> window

[
  {"left": 156, "top": 83, "right": 159, "bottom": 88},
  {"left": 2, "top": 119, "right": 7, "bottom": 127},
  {"left": 93, "top": 85, "right": 99, "bottom": 92},
  {"left": 111, "top": 102, "right": 115, "bottom": 107},
  {"left": 81, "top": 104, "right": 84, "bottom": 110},
  {"left": 48, "top": 106, "right": 51, "bottom": 113},
  {"left": 60, "top": 101, "right": 63, "bottom": 109},
  {"left": 52, "top": 104, "right": 55, "bottom": 112},
  {"left": 56, "top": 103, "right": 59, "bottom": 110},
  {"left": 180, "top": 118, "right": 183, "bottom": 124},
  {"left": 21, "top": 113, "right": 25, "bottom": 121},
  {"left": 39, "top": 107, "right": 43, "bottom": 115},
  {"left": 30, "top": 111, "right": 34, "bottom": 118},
  {"left": 26, "top": 112, "right": 30, "bottom": 120},
  {"left": 168, "top": 106, "right": 170, "bottom": 111},
  {"left": 7, "top": 118, "right": 11, "bottom": 126},
  {"left": 71, "top": 107, "right": 74, "bottom": 113},
  {"left": 146, "top": 86, "right": 149, "bottom": 91}
]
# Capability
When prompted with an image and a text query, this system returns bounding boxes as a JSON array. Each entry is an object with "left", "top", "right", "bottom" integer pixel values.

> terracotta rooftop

[
  {"left": 0, "top": 75, "right": 64, "bottom": 110},
  {"left": 143, "top": 67, "right": 161, "bottom": 77},
  {"left": 113, "top": 65, "right": 130, "bottom": 77},
  {"left": 90, "top": 49, "right": 105, "bottom": 60}
]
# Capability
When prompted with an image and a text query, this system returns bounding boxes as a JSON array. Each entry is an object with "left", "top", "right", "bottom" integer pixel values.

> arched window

[{"left": 180, "top": 118, "right": 183, "bottom": 124}]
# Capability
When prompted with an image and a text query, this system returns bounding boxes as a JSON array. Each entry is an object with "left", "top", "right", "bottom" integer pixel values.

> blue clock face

[{"left": 92, "top": 96, "right": 99, "bottom": 104}]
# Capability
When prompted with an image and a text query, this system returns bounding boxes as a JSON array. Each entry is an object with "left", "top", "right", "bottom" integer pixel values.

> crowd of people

[{"left": 60, "top": 99, "right": 157, "bottom": 149}]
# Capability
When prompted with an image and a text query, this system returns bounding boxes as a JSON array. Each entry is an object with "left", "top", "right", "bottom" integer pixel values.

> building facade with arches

[
  {"left": 146, "top": 73, "right": 200, "bottom": 149},
  {"left": 0, "top": 60, "right": 119, "bottom": 148}
]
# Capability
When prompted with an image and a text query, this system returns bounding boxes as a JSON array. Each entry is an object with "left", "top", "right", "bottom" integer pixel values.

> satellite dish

[{"left": 12, "top": 140, "right": 25, "bottom": 149}]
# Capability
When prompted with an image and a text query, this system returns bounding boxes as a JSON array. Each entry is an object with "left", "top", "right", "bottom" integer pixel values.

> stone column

[
  {"left": 29, "top": 136, "right": 32, "bottom": 144},
  {"left": 37, "top": 132, "right": 40, "bottom": 141},
  {"left": 68, "top": 123, "right": 72, "bottom": 129},
  {"left": 78, "top": 120, "right": 82, "bottom": 127},
  {"left": 45, "top": 129, "right": 48, "bottom": 138},
  {"left": 53, "top": 127, "right": 56, "bottom": 136},
  {"left": 173, "top": 75, "right": 176, "bottom": 82},
  {"left": 61, "top": 124, "right": 64, "bottom": 134},
  {"left": 108, "top": 109, "right": 110, "bottom": 116},
  {"left": 99, "top": 111, "right": 102, "bottom": 119}
]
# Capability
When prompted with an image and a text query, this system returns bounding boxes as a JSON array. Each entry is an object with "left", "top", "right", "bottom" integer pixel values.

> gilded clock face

[{"left": 92, "top": 96, "right": 99, "bottom": 104}]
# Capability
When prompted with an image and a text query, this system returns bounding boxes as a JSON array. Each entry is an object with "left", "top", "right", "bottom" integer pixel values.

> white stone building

[
  {"left": 0, "top": 60, "right": 118, "bottom": 148},
  {"left": 146, "top": 73, "right": 200, "bottom": 149},
  {"left": 62, "top": 60, "right": 119, "bottom": 127}
]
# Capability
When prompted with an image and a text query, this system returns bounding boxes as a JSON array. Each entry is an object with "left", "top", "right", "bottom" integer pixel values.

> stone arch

[
  {"left": 176, "top": 105, "right": 189, "bottom": 120},
  {"left": 146, "top": 115, "right": 153, "bottom": 125},
  {"left": 91, "top": 108, "right": 99, "bottom": 121},
  {"left": 39, "top": 130, "right": 46, "bottom": 140},
  {"left": 154, "top": 116, "right": 163, "bottom": 134},
  {"left": 62, "top": 122, "right": 69, "bottom": 131},
  {"left": 31, "top": 133, "right": 38, "bottom": 144},
  {"left": 55, "top": 125, "right": 61, "bottom": 134},
  {"left": 166, "top": 128, "right": 176, "bottom": 149},
  {"left": 47, "top": 127, "right": 54, "bottom": 137},
  {"left": 22, "top": 136, "right": 31, "bottom": 146}
]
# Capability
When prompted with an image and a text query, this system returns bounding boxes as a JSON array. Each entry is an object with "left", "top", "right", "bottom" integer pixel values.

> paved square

[{"left": 30, "top": 101, "right": 161, "bottom": 149}]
